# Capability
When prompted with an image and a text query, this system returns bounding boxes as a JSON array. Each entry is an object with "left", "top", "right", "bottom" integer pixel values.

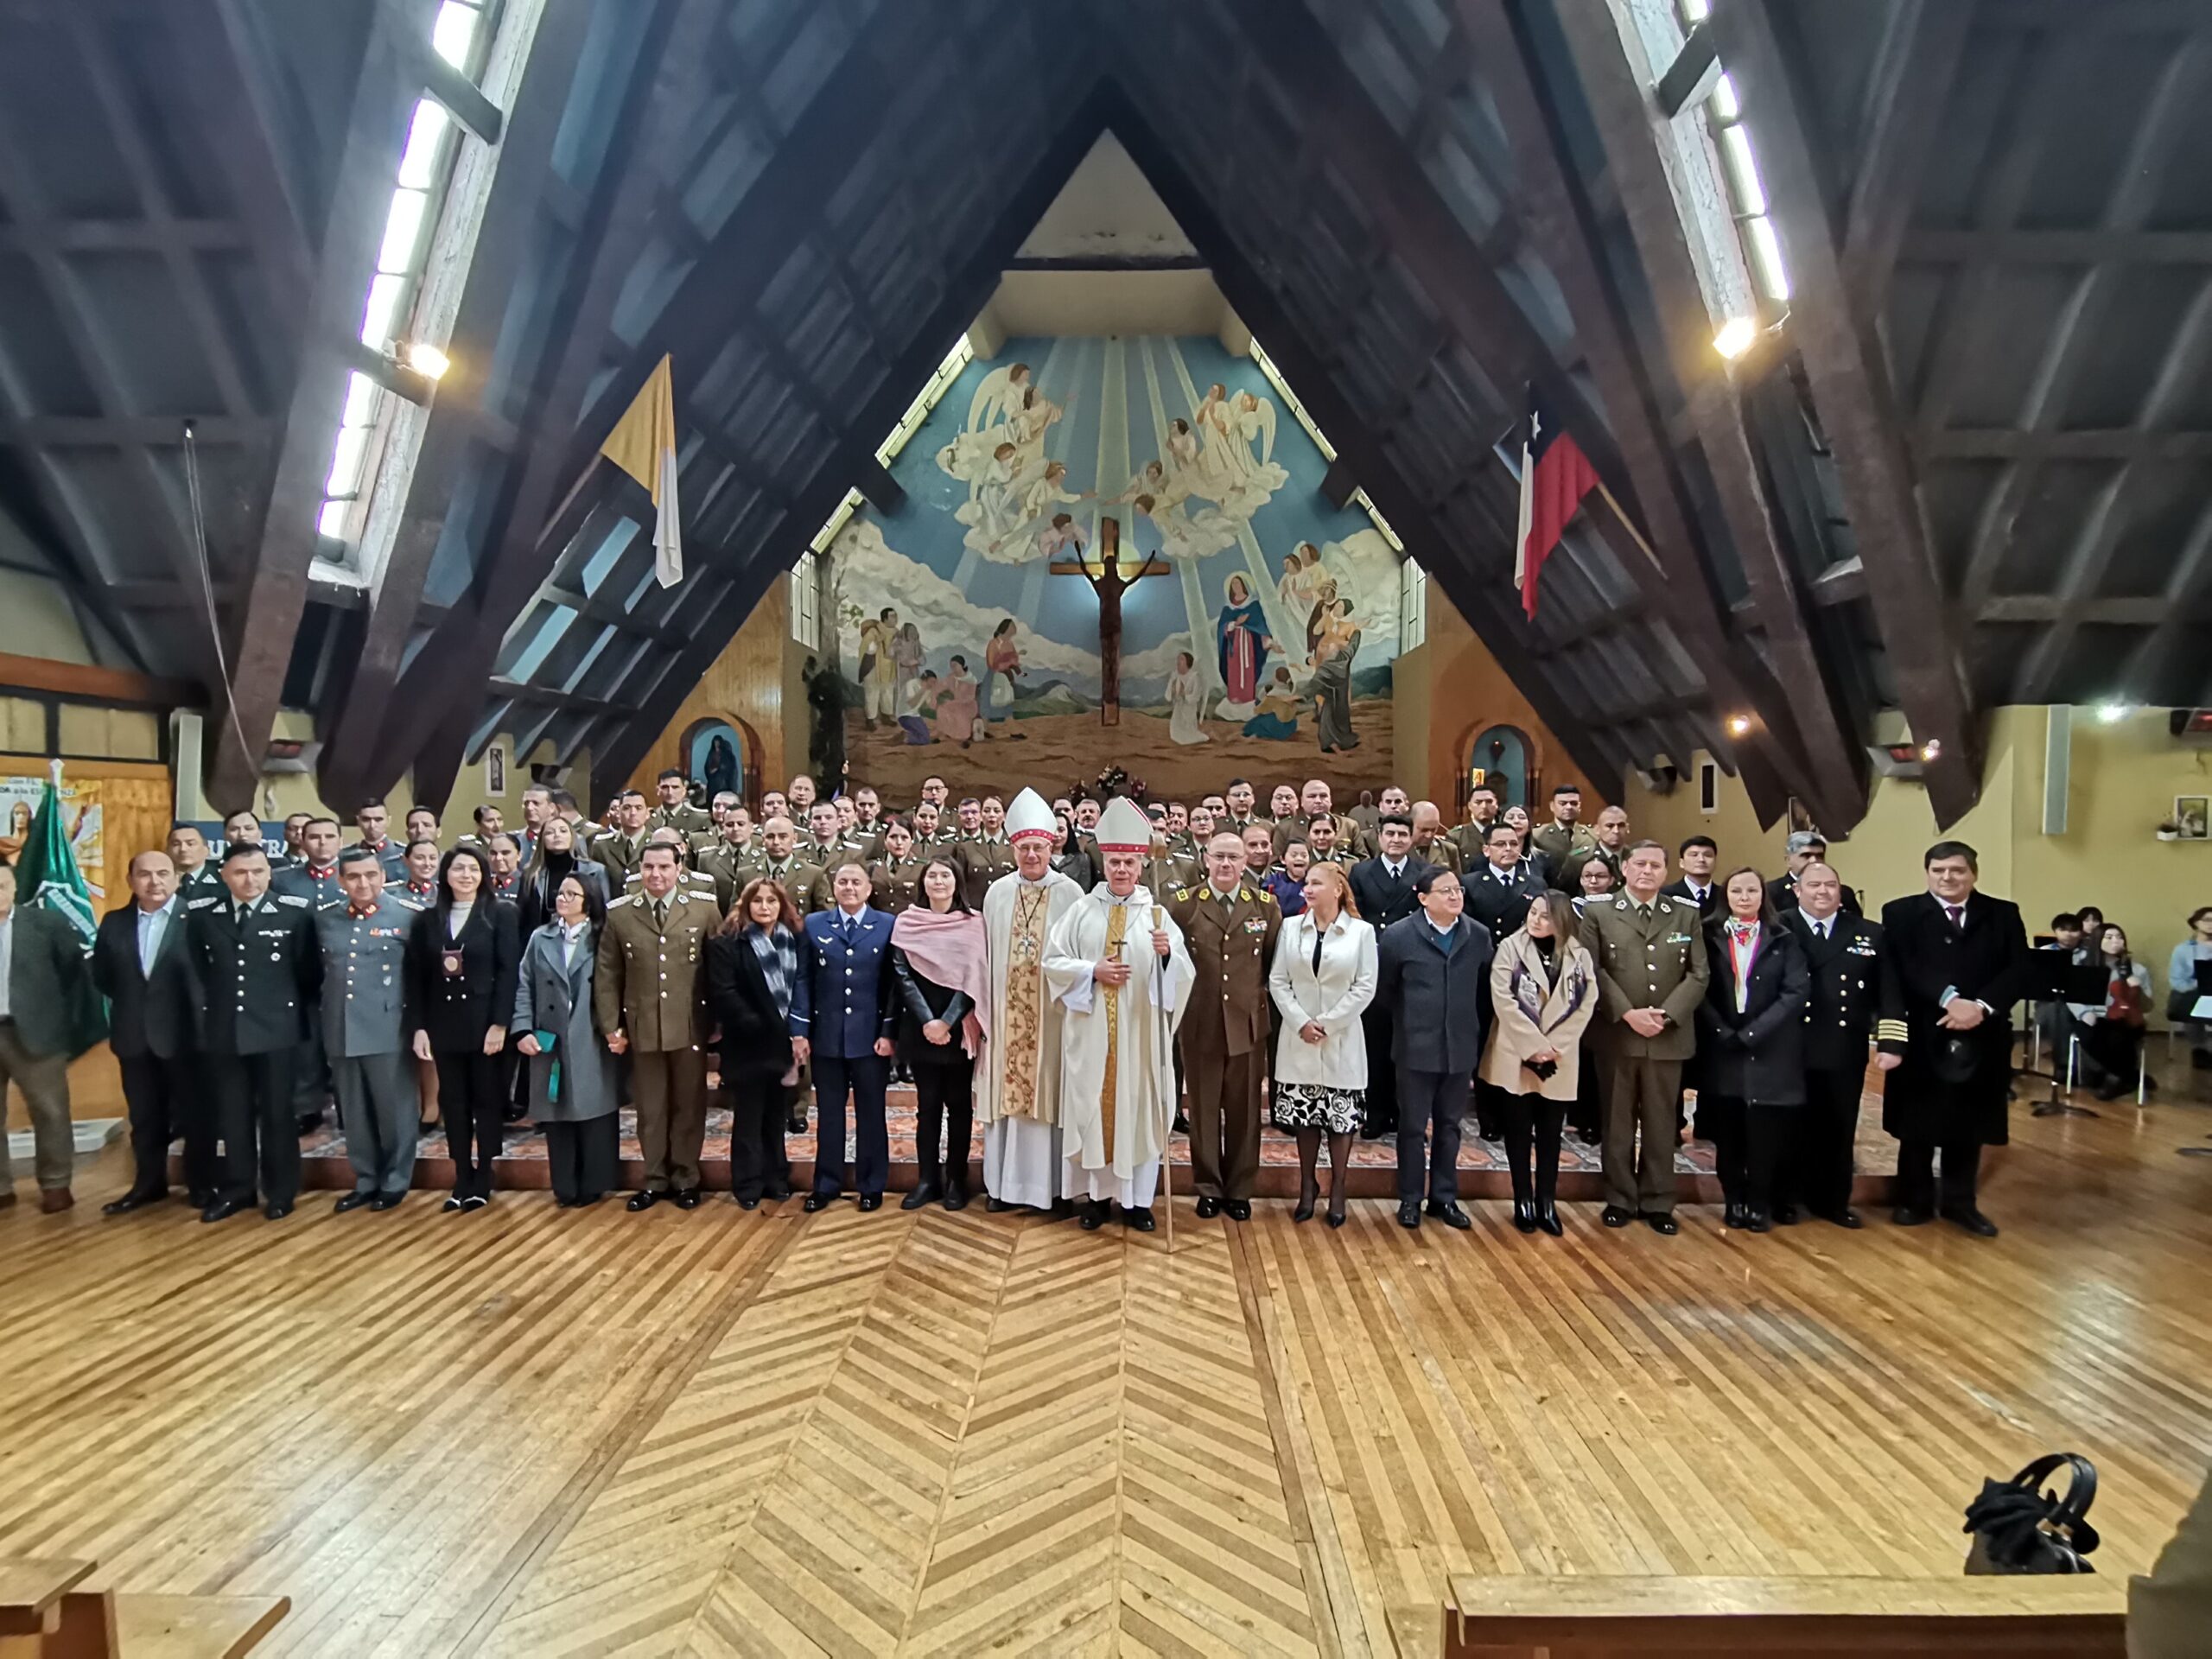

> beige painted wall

[
  {"left": 1630, "top": 707, "right": 2212, "bottom": 1020},
  {"left": 0, "top": 568, "right": 95, "bottom": 665}
]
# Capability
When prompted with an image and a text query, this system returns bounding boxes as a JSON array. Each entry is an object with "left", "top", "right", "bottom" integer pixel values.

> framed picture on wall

[
  {"left": 486, "top": 745, "right": 506, "bottom": 797},
  {"left": 2177, "top": 795, "right": 2209, "bottom": 841},
  {"left": 1698, "top": 758, "right": 1719, "bottom": 815}
]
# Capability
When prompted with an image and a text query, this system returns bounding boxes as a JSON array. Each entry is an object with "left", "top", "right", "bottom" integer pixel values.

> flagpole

[{"left": 1154, "top": 900, "right": 1175, "bottom": 1254}]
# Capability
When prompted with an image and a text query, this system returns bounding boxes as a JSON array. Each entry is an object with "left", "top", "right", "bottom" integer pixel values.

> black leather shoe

[
  {"left": 442, "top": 1194, "right": 467, "bottom": 1213},
  {"left": 1644, "top": 1212, "right": 1679, "bottom": 1236},
  {"left": 187, "top": 1190, "right": 215, "bottom": 1210},
  {"left": 200, "top": 1198, "right": 250, "bottom": 1224},
  {"left": 736, "top": 1194, "right": 760, "bottom": 1210},
  {"left": 1512, "top": 1199, "right": 1538, "bottom": 1234},
  {"left": 626, "top": 1190, "right": 662, "bottom": 1212},
  {"left": 1427, "top": 1200, "right": 1471, "bottom": 1230},
  {"left": 1892, "top": 1205, "right": 1931, "bottom": 1227},
  {"left": 1746, "top": 1209, "right": 1772, "bottom": 1233},
  {"left": 1833, "top": 1207, "right": 1864, "bottom": 1229},
  {"left": 943, "top": 1182, "right": 968, "bottom": 1211},
  {"left": 1944, "top": 1207, "right": 1999, "bottom": 1237},
  {"left": 103, "top": 1191, "right": 164, "bottom": 1216},
  {"left": 1123, "top": 1207, "right": 1155, "bottom": 1232},
  {"left": 263, "top": 1200, "right": 295, "bottom": 1221},
  {"left": 1535, "top": 1201, "right": 1564, "bottom": 1236},
  {"left": 1397, "top": 1200, "right": 1421, "bottom": 1229},
  {"left": 1224, "top": 1199, "right": 1251, "bottom": 1222},
  {"left": 1195, "top": 1196, "right": 1221, "bottom": 1219},
  {"left": 1078, "top": 1198, "right": 1110, "bottom": 1230},
  {"left": 371, "top": 1192, "right": 405, "bottom": 1211},
  {"left": 333, "top": 1192, "right": 374, "bottom": 1213},
  {"left": 1293, "top": 1182, "right": 1317, "bottom": 1224},
  {"left": 765, "top": 1183, "right": 792, "bottom": 1201},
  {"left": 857, "top": 1193, "right": 883, "bottom": 1212},
  {"left": 802, "top": 1192, "right": 835, "bottom": 1212},
  {"left": 1602, "top": 1205, "right": 1633, "bottom": 1228},
  {"left": 1724, "top": 1200, "right": 1745, "bottom": 1230},
  {"left": 672, "top": 1187, "right": 702, "bottom": 1210},
  {"left": 985, "top": 1195, "right": 1013, "bottom": 1213},
  {"left": 902, "top": 1184, "right": 939, "bottom": 1211},
  {"left": 1325, "top": 1206, "right": 1346, "bottom": 1229},
  {"left": 1772, "top": 1203, "right": 1801, "bottom": 1226}
]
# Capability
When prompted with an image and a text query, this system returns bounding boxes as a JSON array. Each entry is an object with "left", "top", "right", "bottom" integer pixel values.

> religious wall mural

[{"left": 829, "top": 334, "right": 1401, "bottom": 801}]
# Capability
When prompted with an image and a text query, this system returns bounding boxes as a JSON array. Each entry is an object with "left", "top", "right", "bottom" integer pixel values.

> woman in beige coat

[{"left": 1479, "top": 890, "right": 1598, "bottom": 1236}]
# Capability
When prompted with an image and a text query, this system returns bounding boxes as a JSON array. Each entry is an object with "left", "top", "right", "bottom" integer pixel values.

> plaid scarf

[{"left": 747, "top": 923, "right": 798, "bottom": 1016}]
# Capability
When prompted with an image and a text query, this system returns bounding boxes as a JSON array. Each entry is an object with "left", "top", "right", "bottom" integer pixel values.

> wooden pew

[
  {"left": 1402, "top": 1574, "right": 2128, "bottom": 1658},
  {"left": 0, "top": 1561, "right": 287, "bottom": 1659}
]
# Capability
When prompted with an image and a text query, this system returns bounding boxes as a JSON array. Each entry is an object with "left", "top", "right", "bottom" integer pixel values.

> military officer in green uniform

[
  {"left": 956, "top": 811, "right": 1017, "bottom": 909},
  {"left": 591, "top": 791, "right": 652, "bottom": 885},
  {"left": 1556, "top": 804, "right": 1630, "bottom": 893},
  {"left": 1168, "top": 834, "right": 1281, "bottom": 1219},
  {"left": 646, "top": 768, "right": 712, "bottom": 838},
  {"left": 1579, "top": 839, "right": 1709, "bottom": 1234},
  {"left": 623, "top": 829, "right": 718, "bottom": 903},
  {"left": 1411, "top": 802, "right": 1462, "bottom": 874},
  {"left": 1529, "top": 782, "right": 1598, "bottom": 871},
  {"left": 868, "top": 819, "right": 925, "bottom": 915},
  {"left": 748, "top": 815, "right": 827, "bottom": 916},
  {"left": 695, "top": 810, "right": 760, "bottom": 912},
  {"left": 594, "top": 844, "right": 714, "bottom": 1209},
  {"left": 1447, "top": 783, "right": 1502, "bottom": 868}
]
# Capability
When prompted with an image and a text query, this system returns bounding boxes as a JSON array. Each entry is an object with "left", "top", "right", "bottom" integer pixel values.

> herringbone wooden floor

[{"left": 6, "top": 1077, "right": 2212, "bottom": 1656}]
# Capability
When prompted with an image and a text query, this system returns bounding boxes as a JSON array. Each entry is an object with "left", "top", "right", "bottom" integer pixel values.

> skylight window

[
  {"left": 315, "top": 0, "right": 499, "bottom": 548},
  {"left": 1673, "top": 0, "right": 1789, "bottom": 304}
]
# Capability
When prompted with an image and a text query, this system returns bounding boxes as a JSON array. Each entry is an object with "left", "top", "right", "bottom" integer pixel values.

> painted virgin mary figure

[{"left": 1214, "top": 573, "right": 1274, "bottom": 721}]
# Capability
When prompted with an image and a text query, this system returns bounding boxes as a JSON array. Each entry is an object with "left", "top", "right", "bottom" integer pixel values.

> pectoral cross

[{"left": 1049, "top": 516, "right": 1170, "bottom": 727}]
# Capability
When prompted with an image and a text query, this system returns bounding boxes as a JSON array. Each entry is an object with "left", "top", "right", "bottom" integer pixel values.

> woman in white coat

[{"left": 1269, "top": 861, "right": 1377, "bottom": 1226}]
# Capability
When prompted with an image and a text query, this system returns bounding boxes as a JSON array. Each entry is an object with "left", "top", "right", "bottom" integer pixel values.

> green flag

[{"left": 16, "top": 766, "right": 109, "bottom": 1055}]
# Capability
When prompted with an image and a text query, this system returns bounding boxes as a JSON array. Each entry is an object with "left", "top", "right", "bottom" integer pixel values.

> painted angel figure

[{"left": 966, "top": 360, "right": 1033, "bottom": 434}]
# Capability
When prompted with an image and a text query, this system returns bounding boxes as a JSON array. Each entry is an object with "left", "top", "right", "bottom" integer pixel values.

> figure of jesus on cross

[{"left": 1050, "top": 515, "right": 1170, "bottom": 727}]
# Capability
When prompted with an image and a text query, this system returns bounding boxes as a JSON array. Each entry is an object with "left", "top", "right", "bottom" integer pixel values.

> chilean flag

[{"left": 1513, "top": 391, "right": 1599, "bottom": 619}]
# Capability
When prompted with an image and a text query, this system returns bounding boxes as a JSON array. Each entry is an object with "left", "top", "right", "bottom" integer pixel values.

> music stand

[{"left": 2025, "top": 955, "right": 2117, "bottom": 1119}]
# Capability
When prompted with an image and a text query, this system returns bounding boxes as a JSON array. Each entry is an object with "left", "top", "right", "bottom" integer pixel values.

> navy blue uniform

[{"left": 794, "top": 905, "right": 897, "bottom": 1199}]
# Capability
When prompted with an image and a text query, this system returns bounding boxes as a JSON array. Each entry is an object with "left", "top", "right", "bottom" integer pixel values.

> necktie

[
  {"left": 842, "top": 914, "right": 857, "bottom": 944},
  {"left": 1945, "top": 903, "right": 1963, "bottom": 931},
  {"left": 1310, "top": 924, "right": 1324, "bottom": 976},
  {"left": 652, "top": 899, "right": 667, "bottom": 930}
]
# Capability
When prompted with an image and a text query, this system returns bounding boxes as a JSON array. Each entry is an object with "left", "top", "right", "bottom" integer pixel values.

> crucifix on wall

[{"left": 1049, "top": 515, "right": 1170, "bottom": 726}]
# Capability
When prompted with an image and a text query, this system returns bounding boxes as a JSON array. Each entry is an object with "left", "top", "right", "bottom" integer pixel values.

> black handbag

[
  {"left": 1962, "top": 1452, "right": 2100, "bottom": 1574},
  {"left": 2167, "top": 986, "right": 2197, "bottom": 1024}
]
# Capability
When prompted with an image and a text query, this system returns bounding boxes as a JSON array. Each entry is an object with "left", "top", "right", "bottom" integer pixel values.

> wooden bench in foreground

[
  {"left": 0, "top": 1560, "right": 287, "bottom": 1659},
  {"left": 1395, "top": 1573, "right": 2128, "bottom": 1657}
]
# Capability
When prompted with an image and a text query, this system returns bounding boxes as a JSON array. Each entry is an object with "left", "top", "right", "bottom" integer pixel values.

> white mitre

[
  {"left": 1005, "top": 787, "right": 1056, "bottom": 842},
  {"left": 1096, "top": 796, "right": 1152, "bottom": 854}
]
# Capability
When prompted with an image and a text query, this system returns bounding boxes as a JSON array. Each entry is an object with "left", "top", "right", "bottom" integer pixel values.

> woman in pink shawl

[{"left": 889, "top": 858, "right": 991, "bottom": 1210}]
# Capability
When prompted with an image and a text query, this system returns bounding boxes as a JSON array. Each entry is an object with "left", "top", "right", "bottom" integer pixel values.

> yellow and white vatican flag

[{"left": 600, "top": 353, "right": 683, "bottom": 587}]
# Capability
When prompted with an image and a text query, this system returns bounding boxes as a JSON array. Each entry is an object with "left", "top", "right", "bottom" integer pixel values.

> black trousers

[
  {"left": 206, "top": 1048, "right": 300, "bottom": 1207},
  {"left": 119, "top": 1051, "right": 207, "bottom": 1198},
  {"left": 1395, "top": 1066, "right": 1469, "bottom": 1204},
  {"left": 543, "top": 1115, "right": 619, "bottom": 1204},
  {"left": 912, "top": 1055, "right": 976, "bottom": 1187},
  {"left": 1800, "top": 1066, "right": 1862, "bottom": 1217},
  {"left": 435, "top": 1048, "right": 505, "bottom": 1199},
  {"left": 726, "top": 1071, "right": 791, "bottom": 1201},
  {"left": 1895, "top": 1136, "right": 1980, "bottom": 1214},
  {"left": 1361, "top": 1007, "right": 1398, "bottom": 1132},
  {"left": 1706, "top": 1095, "right": 1792, "bottom": 1212},
  {"left": 813, "top": 1052, "right": 889, "bottom": 1197},
  {"left": 1496, "top": 1090, "right": 1567, "bottom": 1206}
]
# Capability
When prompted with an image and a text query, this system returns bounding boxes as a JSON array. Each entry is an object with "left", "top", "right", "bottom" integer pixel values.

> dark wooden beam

[
  {"left": 397, "top": 31, "right": 504, "bottom": 144},
  {"left": 0, "top": 416, "right": 276, "bottom": 446},
  {"left": 1107, "top": 85, "right": 1627, "bottom": 799},
  {"left": 0, "top": 219, "right": 251, "bottom": 254},
  {"left": 1708, "top": 0, "right": 1983, "bottom": 827},
  {"left": 314, "top": 0, "right": 601, "bottom": 797},
  {"left": 486, "top": 679, "right": 621, "bottom": 717},
  {"left": 1838, "top": 0, "right": 1974, "bottom": 319},
  {"left": 1535, "top": 0, "right": 1868, "bottom": 830},
  {"left": 1899, "top": 229, "right": 2212, "bottom": 265},
  {"left": 853, "top": 456, "right": 905, "bottom": 516},
  {"left": 1319, "top": 454, "right": 1360, "bottom": 512},
  {"left": 1922, "top": 429, "right": 2212, "bottom": 461},
  {"left": 1652, "top": 21, "right": 1720, "bottom": 118},
  {"left": 207, "top": 0, "right": 423, "bottom": 804}
]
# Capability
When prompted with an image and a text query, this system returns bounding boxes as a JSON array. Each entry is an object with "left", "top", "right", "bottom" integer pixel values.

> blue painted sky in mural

[{"left": 841, "top": 334, "right": 1402, "bottom": 703}]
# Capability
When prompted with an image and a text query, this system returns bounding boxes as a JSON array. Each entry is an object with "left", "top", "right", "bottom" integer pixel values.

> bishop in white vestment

[
  {"left": 1044, "top": 798, "right": 1194, "bottom": 1229},
  {"left": 977, "top": 790, "right": 1084, "bottom": 1211}
]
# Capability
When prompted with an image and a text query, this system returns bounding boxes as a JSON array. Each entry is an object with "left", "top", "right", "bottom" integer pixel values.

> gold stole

[
  {"left": 1100, "top": 901, "right": 1128, "bottom": 1155},
  {"left": 1002, "top": 885, "right": 1050, "bottom": 1119}
]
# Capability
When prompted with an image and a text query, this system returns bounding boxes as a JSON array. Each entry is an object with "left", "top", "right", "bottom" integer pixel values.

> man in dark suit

[
  {"left": 92, "top": 850, "right": 205, "bottom": 1212},
  {"left": 1879, "top": 839, "right": 2030, "bottom": 1236},
  {"left": 1661, "top": 835, "right": 1721, "bottom": 919},
  {"left": 793, "top": 860, "right": 897, "bottom": 1211},
  {"left": 187, "top": 844, "right": 322, "bottom": 1222},
  {"left": 1376, "top": 868, "right": 1493, "bottom": 1230},
  {"left": 1769, "top": 830, "right": 1860, "bottom": 916},
  {"left": 1350, "top": 814, "right": 1430, "bottom": 1141},
  {"left": 1784, "top": 861, "right": 1904, "bottom": 1230},
  {"left": 0, "top": 862, "right": 99, "bottom": 1213}
]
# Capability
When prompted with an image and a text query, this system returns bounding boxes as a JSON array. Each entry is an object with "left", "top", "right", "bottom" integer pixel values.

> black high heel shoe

[
  {"left": 1293, "top": 1174, "right": 1318, "bottom": 1224},
  {"left": 1535, "top": 1200, "right": 1563, "bottom": 1236},
  {"left": 1512, "top": 1198, "right": 1538, "bottom": 1234},
  {"left": 1325, "top": 1207, "right": 1346, "bottom": 1228}
]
